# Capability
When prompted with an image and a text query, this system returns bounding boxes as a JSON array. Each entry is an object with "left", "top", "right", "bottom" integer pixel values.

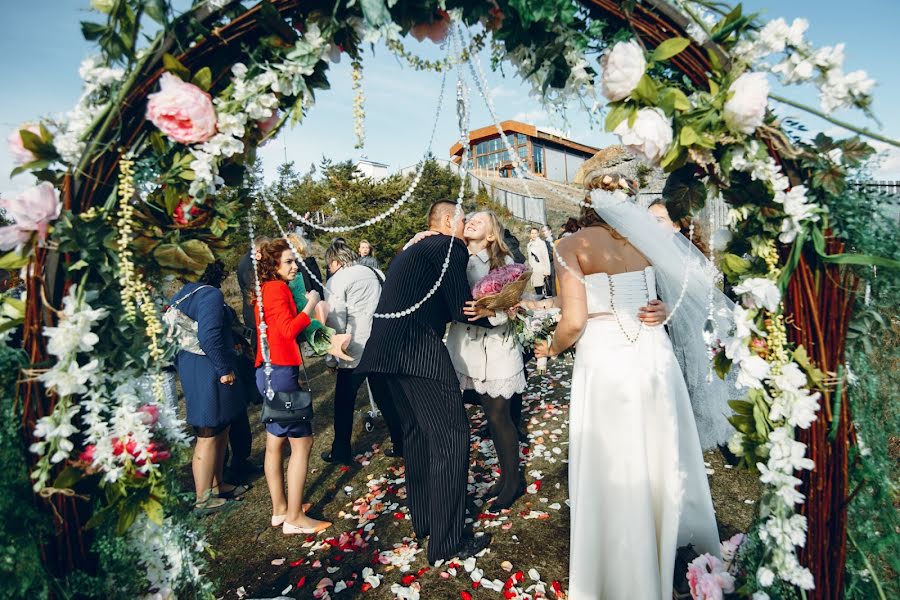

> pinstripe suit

[{"left": 357, "top": 234, "right": 490, "bottom": 563}]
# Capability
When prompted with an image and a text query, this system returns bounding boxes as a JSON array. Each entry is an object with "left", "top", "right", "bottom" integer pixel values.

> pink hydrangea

[
  {"left": 146, "top": 73, "right": 217, "bottom": 144},
  {"left": 687, "top": 554, "right": 736, "bottom": 600},
  {"left": 7, "top": 123, "right": 41, "bottom": 165},
  {"left": 0, "top": 182, "right": 61, "bottom": 250},
  {"left": 472, "top": 263, "right": 528, "bottom": 299}
]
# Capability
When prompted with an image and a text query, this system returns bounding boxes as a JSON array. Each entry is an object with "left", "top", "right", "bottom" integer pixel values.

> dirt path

[{"left": 204, "top": 355, "right": 761, "bottom": 599}]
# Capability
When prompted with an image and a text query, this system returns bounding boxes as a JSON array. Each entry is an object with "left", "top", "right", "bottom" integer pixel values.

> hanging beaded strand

[
  {"left": 248, "top": 199, "right": 275, "bottom": 401},
  {"left": 275, "top": 66, "right": 449, "bottom": 233}
]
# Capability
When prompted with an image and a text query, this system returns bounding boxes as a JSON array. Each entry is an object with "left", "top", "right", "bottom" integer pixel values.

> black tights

[{"left": 480, "top": 392, "right": 523, "bottom": 504}]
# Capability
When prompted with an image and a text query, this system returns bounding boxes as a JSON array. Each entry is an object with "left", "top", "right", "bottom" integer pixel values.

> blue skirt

[{"left": 256, "top": 365, "right": 313, "bottom": 438}]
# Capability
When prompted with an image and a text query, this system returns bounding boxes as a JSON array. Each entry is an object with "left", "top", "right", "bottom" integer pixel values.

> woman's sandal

[
  {"left": 282, "top": 520, "right": 332, "bottom": 535},
  {"left": 271, "top": 504, "right": 313, "bottom": 527},
  {"left": 193, "top": 497, "right": 230, "bottom": 516},
  {"left": 217, "top": 483, "right": 250, "bottom": 500}
]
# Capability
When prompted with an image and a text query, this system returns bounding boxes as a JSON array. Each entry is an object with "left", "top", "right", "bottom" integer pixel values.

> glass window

[
  {"left": 518, "top": 145, "right": 528, "bottom": 158},
  {"left": 533, "top": 146, "right": 543, "bottom": 174}
]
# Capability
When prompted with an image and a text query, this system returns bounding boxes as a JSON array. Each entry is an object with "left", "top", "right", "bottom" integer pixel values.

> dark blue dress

[{"left": 171, "top": 283, "right": 245, "bottom": 428}]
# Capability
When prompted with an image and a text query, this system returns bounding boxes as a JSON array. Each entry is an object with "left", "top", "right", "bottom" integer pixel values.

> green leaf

[
  {"left": 18, "top": 130, "right": 47, "bottom": 155},
  {"left": 191, "top": 66, "right": 212, "bottom": 91},
  {"left": 143, "top": 498, "right": 164, "bottom": 526},
  {"left": 651, "top": 37, "right": 691, "bottom": 62},
  {"left": 360, "top": 0, "right": 391, "bottom": 27},
  {"left": 144, "top": 0, "right": 168, "bottom": 25},
  {"left": 659, "top": 141, "right": 685, "bottom": 170},
  {"left": 811, "top": 226, "right": 900, "bottom": 269},
  {"left": 714, "top": 351, "right": 732, "bottom": 379},
  {"left": 162, "top": 53, "right": 190, "bottom": 81},
  {"left": 80, "top": 21, "right": 106, "bottom": 41},
  {"left": 721, "top": 253, "right": 751, "bottom": 277},
  {"left": 752, "top": 400, "right": 769, "bottom": 437},
  {"left": 0, "top": 249, "right": 31, "bottom": 270},
  {"left": 729, "top": 413, "right": 755, "bottom": 434},
  {"left": 662, "top": 164, "right": 706, "bottom": 219},
  {"left": 52, "top": 466, "right": 83, "bottom": 490},
  {"left": 728, "top": 399, "right": 754, "bottom": 416},
  {"left": 707, "top": 48, "right": 723, "bottom": 74},
  {"left": 116, "top": 502, "right": 140, "bottom": 535},
  {"left": 708, "top": 79, "right": 720, "bottom": 96},
  {"left": 163, "top": 186, "right": 181, "bottom": 216},
  {"left": 154, "top": 239, "right": 215, "bottom": 274},
  {"left": 679, "top": 125, "right": 700, "bottom": 147},
  {"left": 604, "top": 103, "right": 630, "bottom": 132},
  {"left": 149, "top": 131, "right": 167, "bottom": 156},
  {"left": 67, "top": 259, "right": 90, "bottom": 272},
  {"left": 663, "top": 87, "right": 691, "bottom": 112},
  {"left": 632, "top": 75, "right": 659, "bottom": 104}
]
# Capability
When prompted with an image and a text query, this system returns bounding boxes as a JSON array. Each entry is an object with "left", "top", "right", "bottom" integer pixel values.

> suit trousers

[
  {"left": 331, "top": 368, "right": 405, "bottom": 460},
  {"left": 375, "top": 374, "right": 470, "bottom": 563}
]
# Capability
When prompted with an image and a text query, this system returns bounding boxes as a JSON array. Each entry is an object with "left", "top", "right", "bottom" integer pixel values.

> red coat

[{"left": 254, "top": 280, "right": 311, "bottom": 367}]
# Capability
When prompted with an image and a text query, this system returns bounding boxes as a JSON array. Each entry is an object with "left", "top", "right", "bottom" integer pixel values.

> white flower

[
  {"left": 710, "top": 228, "right": 732, "bottom": 252},
  {"left": 757, "top": 566, "right": 775, "bottom": 587},
  {"left": 737, "top": 354, "right": 771, "bottom": 389},
  {"left": 40, "top": 358, "right": 100, "bottom": 397},
  {"left": 613, "top": 107, "right": 673, "bottom": 165},
  {"left": 775, "top": 185, "right": 818, "bottom": 243},
  {"left": 760, "top": 514, "right": 808, "bottom": 549},
  {"left": 733, "top": 305, "right": 765, "bottom": 339},
  {"left": 767, "top": 427, "right": 815, "bottom": 473},
  {"left": 757, "top": 462, "right": 805, "bottom": 506},
  {"left": 771, "top": 362, "right": 806, "bottom": 392},
  {"left": 758, "top": 18, "right": 808, "bottom": 54},
  {"left": 772, "top": 53, "right": 815, "bottom": 84},
  {"left": 727, "top": 431, "right": 745, "bottom": 457},
  {"left": 812, "top": 44, "right": 845, "bottom": 71},
  {"left": 753, "top": 592, "right": 770, "bottom": 600},
  {"left": 733, "top": 277, "right": 781, "bottom": 312},
  {"left": 770, "top": 388, "right": 820, "bottom": 429},
  {"left": 600, "top": 40, "right": 646, "bottom": 101},
  {"left": 724, "top": 72, "right": 770, "bottom": 134}
]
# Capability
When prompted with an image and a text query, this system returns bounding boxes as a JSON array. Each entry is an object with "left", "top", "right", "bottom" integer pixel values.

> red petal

[
  {"left": 460, "top": 592, "right": 473, "bottom": 600},
  {"left": 297, "top": 576, "right": 307, "bottom": 587}
]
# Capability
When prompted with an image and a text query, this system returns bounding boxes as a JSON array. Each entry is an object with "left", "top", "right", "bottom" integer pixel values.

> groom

[{"left": 356, "top": 200, "right": 493, "bottom": 564}]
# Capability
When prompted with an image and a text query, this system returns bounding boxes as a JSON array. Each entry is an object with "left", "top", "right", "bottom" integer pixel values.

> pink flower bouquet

[
  {"left": 471, "top": 263, "right": 531, "bottom": 310},
  {"left": 146, "top": 73, "right": 217, "bottom": 144}
]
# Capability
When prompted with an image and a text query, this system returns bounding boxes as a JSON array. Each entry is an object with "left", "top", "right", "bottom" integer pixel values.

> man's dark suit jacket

[{"left": 356, "top": 234, "right": 490, "bottom": 385}]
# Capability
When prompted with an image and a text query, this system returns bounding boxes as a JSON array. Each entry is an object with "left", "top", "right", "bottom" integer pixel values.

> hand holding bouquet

[
  {"left": 472, "top": 263, "right": 531, "bottom": 310},
  {"left": 513, "top": 307, "right": 561, "bottom": 374}
]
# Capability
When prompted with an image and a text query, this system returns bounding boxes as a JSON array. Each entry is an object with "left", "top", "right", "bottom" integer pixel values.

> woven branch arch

[{"left": 15, "top": 1, "right": 878, "bottom": 597}]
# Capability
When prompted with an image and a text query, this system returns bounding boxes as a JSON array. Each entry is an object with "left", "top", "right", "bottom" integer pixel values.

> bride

[{"left": 534, "top": 175, "right": 723, "bottom": 599}]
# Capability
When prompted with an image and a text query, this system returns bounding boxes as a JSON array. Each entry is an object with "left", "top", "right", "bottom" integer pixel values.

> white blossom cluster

[
  {"left": 54, "top": 56, "right": 124, "bottom": 165},
  {"left": 131, "top": 514, "right": 211, "bottom": 600},
  {"left": 187, "top": 24, "right": 335, "bottom": 199},
  {"left": 30, "top": 286, "right": 108, "bottom": 490},
  {"left": 729, "top": 141, "right": 821, "bottom": 242},
  {"left": 503, "top": 39, "right": 597, "bottom": 117},
  {"left": 732, "top": 17, "right": 874, "bottom": 114}
]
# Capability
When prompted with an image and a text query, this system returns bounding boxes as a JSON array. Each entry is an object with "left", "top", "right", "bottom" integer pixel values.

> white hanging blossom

[
  {"left": 55, "top": 56, "right": 124, "bottom": 165},
  {"left": 131, "top": 514, "right": 211, "bottom": 600}
]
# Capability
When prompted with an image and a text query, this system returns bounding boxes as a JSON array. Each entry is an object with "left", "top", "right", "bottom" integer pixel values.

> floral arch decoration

[{"left": 4, "top": 0, "right": 898, "bottom": 598}]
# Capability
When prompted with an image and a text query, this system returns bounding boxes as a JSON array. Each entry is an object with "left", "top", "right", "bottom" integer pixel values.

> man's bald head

[{"left": 427, "top": 200, "right": 465, "bottom": 238}]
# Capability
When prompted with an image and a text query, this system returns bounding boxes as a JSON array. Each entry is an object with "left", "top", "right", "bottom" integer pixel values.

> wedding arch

[{"left": 4, "top": 0, "right": 897, "bottom": 598}]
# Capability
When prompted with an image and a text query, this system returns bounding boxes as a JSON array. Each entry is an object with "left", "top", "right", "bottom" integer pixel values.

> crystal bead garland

[
  {"left": 248, "top": 200, "right": 275, "bottom": 401},
  {"left": 703, "top": 191, "right": 720, "bottom": 381},
  {"left": 372, "top": 40, "right": 471, "bottom": 320},
  {"left": 278, "top": 48, "right": 451, "bottom": 234}
]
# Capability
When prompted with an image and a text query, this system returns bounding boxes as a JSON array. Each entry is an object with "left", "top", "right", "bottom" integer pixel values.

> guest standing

[
  {"left": 356, "top": 201, "right": 495, "bottom": 564},
  {"left": 357, "top": 239, "right": 380, "bottom": 270},
  {"left": 527, "top": 227, "right": 551, "bottom": 297},
  {"left": 254, "top": 239, "right": 331, "bottom": 535},
  {"left": 321, "top": 241, "right": 403, "bottom": 464},
  {"left": 170, "top": 260, "right": 247, "bottom": 513},
  {"left": 237, "top": 237, "right": 270, "bottom": 350},
  {"left": 445, "top": 211, "right": 526, "bottom": 510},
  {"left": 541, "top": 225, "right": 556, "bottom": 297}
]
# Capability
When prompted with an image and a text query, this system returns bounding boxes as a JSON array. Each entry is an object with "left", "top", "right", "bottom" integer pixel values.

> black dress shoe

[
  {"left": 452, "top": 533, "right": 493, "bottom": 561},
  {"left": 225, "top": 462, "right": 264, "bottom": 482},
  {"left": 321, "top": 451, "right": 352, "bottom": 465},
  {"left": 491, "top": 481, "right": 526, "bottom": 511},
  {"left": 384, "top": 446, "right": 403, "bottom": 458}
]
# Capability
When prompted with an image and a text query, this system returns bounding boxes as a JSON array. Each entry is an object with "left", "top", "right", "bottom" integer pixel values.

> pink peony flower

[
  {"left": 687, "top": 554, "right": 736, "bottom": 600},
  {"left": 472, "top": 263, "right": 528, "bottom": 299},
  {"left": 7, "top": 123, "right": 41, "bottom": 165},
  {"left": 146, "top": 73, "right": 217, "bottom": 144},
  {"left": 0, "top": 182, "right": 61, "bottom": 250}
]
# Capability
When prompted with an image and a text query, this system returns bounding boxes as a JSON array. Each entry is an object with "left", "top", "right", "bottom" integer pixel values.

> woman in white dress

[{"left": 534, "top": 176, "right": 721, "bottom": 599}]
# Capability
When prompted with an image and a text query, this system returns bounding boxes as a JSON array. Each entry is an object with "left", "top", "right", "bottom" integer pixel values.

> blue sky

[{"left": 2, "top": 0, "right": 898, "bottom": 197}]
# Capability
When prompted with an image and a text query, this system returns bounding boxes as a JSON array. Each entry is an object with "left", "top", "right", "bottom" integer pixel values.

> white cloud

[{"left": 512, "top": 110, "right": 548, "bottom": 123}]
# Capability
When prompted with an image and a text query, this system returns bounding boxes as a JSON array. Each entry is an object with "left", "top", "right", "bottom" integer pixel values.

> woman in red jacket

[{"left": 254, "top": 239, "right": 331, "bottom": 535}]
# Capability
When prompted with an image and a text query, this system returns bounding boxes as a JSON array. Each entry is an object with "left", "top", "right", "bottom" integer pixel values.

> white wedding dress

[{"left": 568, "top": 267, "right": 720, "bottom": 600}]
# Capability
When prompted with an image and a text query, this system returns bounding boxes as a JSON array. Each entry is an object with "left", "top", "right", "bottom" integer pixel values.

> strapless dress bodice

[{"left": 584, "top": 266, "right": 657, "bottom": 317}]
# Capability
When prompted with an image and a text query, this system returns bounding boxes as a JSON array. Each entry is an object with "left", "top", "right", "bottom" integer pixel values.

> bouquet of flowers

[
  {"left": 513, "top": 307, "right": 561, "bottom": 374},
  {"left": 472, "top": 263, "right": 531, "bottom": 310}
]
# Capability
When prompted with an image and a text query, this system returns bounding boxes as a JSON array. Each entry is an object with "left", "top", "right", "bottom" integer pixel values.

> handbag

[
  {"left": 163, "top": 285, "right": 212, "bottom": 355},
  {"left": 260, "top": 364, "right": 314, "bottom": 424}
]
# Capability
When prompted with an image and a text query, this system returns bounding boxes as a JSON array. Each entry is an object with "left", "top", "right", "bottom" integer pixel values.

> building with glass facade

[{"left": 449, "top": 120, "right": 599, "bottom": 184}]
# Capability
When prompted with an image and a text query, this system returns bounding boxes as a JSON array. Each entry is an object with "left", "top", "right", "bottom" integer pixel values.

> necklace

[{"left": 607, "top": 273, "right": 647, "bottom": 344}]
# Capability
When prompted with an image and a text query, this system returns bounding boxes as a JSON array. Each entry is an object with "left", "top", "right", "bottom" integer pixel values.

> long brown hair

[
  {"left": 249, "top": 239, "right": 292, "bottom": 307},
  {"left": 476, "top": 210, "right": 513, "bottom": 269},
  {"left": 648, "top": 199, "right": 709, "bottom": 255}
]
